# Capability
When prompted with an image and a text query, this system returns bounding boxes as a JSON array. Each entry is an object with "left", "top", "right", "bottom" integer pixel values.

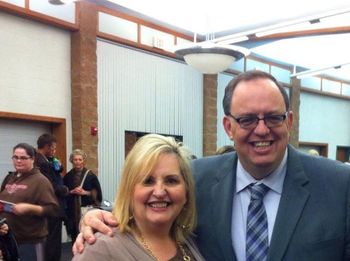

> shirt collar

[{"left": 236, "top": 148, "right": 288, "bottom": 194}]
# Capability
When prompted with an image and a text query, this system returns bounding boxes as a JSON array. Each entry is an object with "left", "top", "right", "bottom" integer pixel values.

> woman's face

[
  {"left": 12, "top": 148, "right": 34, "bottom": 173},
  {"left": 132, "top": 153, "right": 187, "bottom": 231},
  {"left": 72, "top": 155, "right": 84, "bottom": 171}
]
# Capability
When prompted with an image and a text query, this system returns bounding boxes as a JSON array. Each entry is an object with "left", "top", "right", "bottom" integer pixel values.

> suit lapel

[
  {"left": 211, "top": 154, "right": 238, "bottom": 261},
  {"left": 268, "top": 146, "right": 310, "bottom": 261}
]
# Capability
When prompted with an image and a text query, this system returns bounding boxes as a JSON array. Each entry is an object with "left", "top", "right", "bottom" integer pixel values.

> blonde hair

[
  {"left": 113, "top": 134, "right": 196, "bottom": 243},
  {"left": 216, "top": 145, "right": 235, "bottom": 155},
  {"left": 69, "top": 149, "right": 87, "bottom": 163},
  {"left": 308, "top": 149, "right": 319, "bottom": 156}
]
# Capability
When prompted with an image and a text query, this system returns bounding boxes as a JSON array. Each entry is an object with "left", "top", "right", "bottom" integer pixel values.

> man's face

[
  {"left": 44, "top": 142, "right": 56, "bottom": 158},
  {"left": 223, "top": 78, "right": 293, "bottom": 179}
]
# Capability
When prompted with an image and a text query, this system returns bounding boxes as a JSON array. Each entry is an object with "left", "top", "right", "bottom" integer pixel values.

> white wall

[
  {"left": 97, "top": 40, "right": 203, "bottom": 201},
  {"left": 299, "top": 92, "right": 350, "bottom": 159},
  {"left": 0, "top": 12, "right": 72, "bottom": 164}
]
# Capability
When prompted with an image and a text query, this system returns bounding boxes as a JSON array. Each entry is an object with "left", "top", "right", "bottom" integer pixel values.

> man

[
  {"left": 35, "top": 133, "right": 69, "bottom": 261},
  {"left": 75, "top": 71, "right": 350, "bottom": 261}
]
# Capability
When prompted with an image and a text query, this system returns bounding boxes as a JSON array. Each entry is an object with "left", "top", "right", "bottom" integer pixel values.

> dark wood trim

[
  {"left": 75, "top": 0, "right": 81, "bottom": 28},
  {"left": 52, "top": 120, "right": 67, "bottom": 175},
  {"left": 0, "top": 112, "right": 65, "bottom": 123},
  {"left": 137, "top": 23, "right": 141, "bottom": 44},
  {"left": 0, "top": 1, "right": 78, "bottom": 31},
  {"left": 0, "top": 111, "right": 67, "bottom": 174},
  {"left": 336, "top": 145, "right": 350, "bottom": 162}
]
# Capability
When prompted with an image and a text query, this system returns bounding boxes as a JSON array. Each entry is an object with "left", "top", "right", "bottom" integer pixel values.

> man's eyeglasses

[
  {"left": 227, "top": 112, "right": 288, "bottom": 129},
  {"left": 12, "top": 155, "right": 32, "bottom": 161}
]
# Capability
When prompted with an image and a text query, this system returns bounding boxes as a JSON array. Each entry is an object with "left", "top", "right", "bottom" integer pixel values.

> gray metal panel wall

[{"left": 97, "top": 40, "right": 203, "bottom": 201}]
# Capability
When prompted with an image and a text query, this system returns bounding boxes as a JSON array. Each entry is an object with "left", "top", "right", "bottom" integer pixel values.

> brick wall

[
  {"left": 203, "top": 74, "right": 218, "bottom": 156},
  {"left": 290, "top": 77, "right": 300, "bottom": 147},
  {"left": 71, "top": 2, "right": 99, "bottom": 174}
]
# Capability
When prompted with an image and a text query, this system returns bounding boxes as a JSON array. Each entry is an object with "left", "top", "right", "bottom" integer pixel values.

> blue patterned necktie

[{"left": 246, "top": 183, "right": 270, "bottom": 261}]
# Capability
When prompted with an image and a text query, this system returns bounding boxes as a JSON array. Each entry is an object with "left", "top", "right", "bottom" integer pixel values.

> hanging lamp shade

[{"left": 175, "top": 43, "right": 250, "bottom": 74}]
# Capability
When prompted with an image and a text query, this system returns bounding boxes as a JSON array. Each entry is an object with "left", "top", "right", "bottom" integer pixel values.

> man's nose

[{"left": 253, "top": 118, "right": 270, "bottom": 135}]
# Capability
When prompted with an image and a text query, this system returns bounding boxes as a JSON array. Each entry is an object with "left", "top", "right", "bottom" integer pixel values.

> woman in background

[
  {"left": 64, "top": 149, "right": 102, "bottom": 244},
  {"left": 0, "top": 143, "right": 59, "bottom": 261},
  {"left": 73, "top": 134, "right": 204, "bottom": 261}
]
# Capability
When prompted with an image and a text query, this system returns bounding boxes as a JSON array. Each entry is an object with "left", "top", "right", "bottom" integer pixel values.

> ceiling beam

[{"left": 256, "top": 26, "right": 350, "bottom": 40}]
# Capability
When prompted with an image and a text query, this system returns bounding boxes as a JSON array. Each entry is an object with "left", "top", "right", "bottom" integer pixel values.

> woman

[
  {"left": 0, "top": 220, "right": 19, "bottom": 261},
  {"left": 73, "top": 134, "right": 204, "bottom": 261},
  {"left": 64, "top": 149, "right": 102, "bottom": 243},
  {"left": 0, "top": 143, "right": 59, "bottom": 261}
]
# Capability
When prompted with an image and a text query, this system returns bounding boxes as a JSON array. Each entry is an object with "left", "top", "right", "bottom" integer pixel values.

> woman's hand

[
  {"left": 70, "top": 186, "right": 91, "bottom": 196},
  {"left": 0, "top": 223, "right": 9, "bottom": 236},
  {"left": 73, "top": 209, "right": 118, "bottom": 254},
  {"left": 12, "top": 203, "right": 43, "bottom": 216}
]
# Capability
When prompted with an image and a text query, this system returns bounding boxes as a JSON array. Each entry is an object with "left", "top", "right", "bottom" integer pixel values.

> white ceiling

[{"left": 106, "top": 0, "right": 350, "bottom": 80}]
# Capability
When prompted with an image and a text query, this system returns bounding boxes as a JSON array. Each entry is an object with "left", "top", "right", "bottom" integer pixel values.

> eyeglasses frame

[
  {"left": 12, "top": 155, "right": 32, "bottom": 161},
  {"left": 227, "top": 111, "right": 289, "bottom": 129}
]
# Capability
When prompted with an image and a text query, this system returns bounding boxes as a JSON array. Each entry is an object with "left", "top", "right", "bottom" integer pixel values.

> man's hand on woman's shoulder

[{"left": 73, "top": 209, "right": 118, "bottom": 254}]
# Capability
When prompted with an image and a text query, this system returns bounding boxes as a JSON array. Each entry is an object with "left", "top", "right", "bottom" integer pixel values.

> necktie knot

[{"left": 249, "top": 183, "right": 269, "bottom": 200}]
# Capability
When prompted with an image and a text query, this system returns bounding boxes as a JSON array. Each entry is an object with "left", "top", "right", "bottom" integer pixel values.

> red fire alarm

[{"left": 90, "top": 126, "right": 98, "bottom": 136}]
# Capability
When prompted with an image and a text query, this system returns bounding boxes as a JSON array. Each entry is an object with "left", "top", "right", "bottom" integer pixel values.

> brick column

[
  {"left": 289, "top": 77, "right": 300, "bottom": 147},
  {"left": 203, "top": 74, "right": 218, "bottom": 156},
  {"left": 71, "top": 2, "right": 98, "bottom": 173}
]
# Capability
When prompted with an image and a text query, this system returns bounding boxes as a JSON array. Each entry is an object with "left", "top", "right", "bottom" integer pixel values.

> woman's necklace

[{"left": 139, "top": 234, "right": 191, "bottom": 261}]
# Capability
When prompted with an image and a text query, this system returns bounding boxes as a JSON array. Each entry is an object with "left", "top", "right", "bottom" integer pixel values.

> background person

[
  {"left": 64, "top": 149, "right": 102, "bottom": 244},
  {"left": 35, "top": 133, "right": 69, "bottom": 261},
  {"left": 215, "top": 145, "right": 235, "bottom": 155},
  {"left": 75, "top": 70, "right": 350, "bottom": 261},
  {"left": 73, "top": 134, "right": 204, "bottom": 261},
  {"left": 0, "top": 221, "right": 19, "bottom": 261},
  {"left": 0, "top": 143, "right": 59, "bottom": 261},
  {"left": 307, "top": 149, "right": 319, "bottom": 156}
]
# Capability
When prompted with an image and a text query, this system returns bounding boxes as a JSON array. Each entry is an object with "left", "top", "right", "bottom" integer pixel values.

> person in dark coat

[
  {"left": 35, "top": 133, "right": 69, "bottom": 261},
  {"left": 64, "top": 149, "right": 102, "bottom": 244},
  {"left": 0, "top": 221, "right": 19, "bottom": 261}
]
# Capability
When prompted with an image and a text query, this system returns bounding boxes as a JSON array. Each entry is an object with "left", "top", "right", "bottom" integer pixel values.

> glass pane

[
  {"left": 300, "top": 77, "right": 321, "bottom": 91},
  {"left": 322, "top": 79, "right": 341, "bottom": 94},
  {"left": 246, "top": 59, "right": 269, "bottom": 72},
  {"left": 342, "top": 83, "right": 350, "bottom": 96},
  {"left": 271, "top": 66, "right": 291, "bottom": 84}
]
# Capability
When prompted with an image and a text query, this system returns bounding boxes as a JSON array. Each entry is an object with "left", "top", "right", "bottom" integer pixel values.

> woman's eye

[
  {"left": 165, "top": 177, "right": 180, "bottom": 185},
  {"left": 143, "top": 176, "right": 154, "bottom": 185}
]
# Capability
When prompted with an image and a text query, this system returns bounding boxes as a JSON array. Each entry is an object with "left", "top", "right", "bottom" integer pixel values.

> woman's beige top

[{"left": 72, "top": 228, "right": 205, "bottom": 261}]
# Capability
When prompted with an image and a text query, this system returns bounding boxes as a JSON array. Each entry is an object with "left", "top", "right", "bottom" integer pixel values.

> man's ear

[
  {"left": 286, "top": 111, "right": 294, "bottom": 131},
  {"left": 223, "top": 116, "right": 234, "bottom": 140}
]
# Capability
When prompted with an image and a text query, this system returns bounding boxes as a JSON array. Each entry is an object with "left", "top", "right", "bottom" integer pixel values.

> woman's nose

[{"left": 153, "top": 183, "right": 166, "bottom": 197}]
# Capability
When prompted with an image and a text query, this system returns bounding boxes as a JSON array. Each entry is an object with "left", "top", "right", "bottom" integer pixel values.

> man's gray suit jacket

[{"left": 192, "top": 145, "right": 350, "bottom": 261}]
